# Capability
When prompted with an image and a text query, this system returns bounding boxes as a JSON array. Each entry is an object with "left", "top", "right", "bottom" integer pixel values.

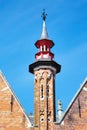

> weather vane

[{"left": 41, "top": 9, "right": 47, "bottom": 21}]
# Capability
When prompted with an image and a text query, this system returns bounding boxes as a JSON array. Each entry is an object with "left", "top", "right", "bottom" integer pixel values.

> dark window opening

[
  {"left": 47, "top": 84, "right": 49, "bottom": 97},
  {"left": 42, "top": 46, "right": 44, "bottom": 51},
  {"left": 41, "top": 85, "right": 43, "bottom": 98},
  {"left": 10, "top": 95, "right": 14, "bottom": 112}
]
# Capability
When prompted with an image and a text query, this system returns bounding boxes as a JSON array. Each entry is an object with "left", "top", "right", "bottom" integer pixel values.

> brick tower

[{"left": 29, "top": 10, "right": 61, "bottom": 130}]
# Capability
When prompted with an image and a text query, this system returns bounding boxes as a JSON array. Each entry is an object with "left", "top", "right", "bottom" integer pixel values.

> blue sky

[{"left": 0, "top": 0, "right": 87, "bottom": 115}]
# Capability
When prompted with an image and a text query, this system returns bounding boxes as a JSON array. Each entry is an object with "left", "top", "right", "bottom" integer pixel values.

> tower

[{"left": 29, "top": 10, "right": 61, "bottom": 130}]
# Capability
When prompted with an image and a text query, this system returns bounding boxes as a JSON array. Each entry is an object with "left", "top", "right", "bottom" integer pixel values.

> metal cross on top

[{"left": 41, "top": 9, "right": 47, "bottom": 21}]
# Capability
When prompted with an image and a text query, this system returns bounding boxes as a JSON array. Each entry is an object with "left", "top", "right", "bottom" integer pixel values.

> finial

[
  {"left": 41, "top": 9, "right": 47, "bottom": 21},
  {"left": 40, "top": 9, "right": 48, "bottom": 39}
]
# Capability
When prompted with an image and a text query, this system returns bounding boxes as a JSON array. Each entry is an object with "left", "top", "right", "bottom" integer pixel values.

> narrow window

[
  {"left": 47, "top": 84, "right": 49, "bottom": 97},
  {"left": 46, "top": 46, "right": 47, "bottom": 51},
  {"left": 42, "top": 46, "right": 44, "bottom": 51},
  {"left": 41, "top": 85, "right": 43, "bottom": 98},
  {"left": 78, "top": 98, "right": 81, "bottom": 118},
  {"left": 10, "top": 95, "right": 14, "bottom": 112}
]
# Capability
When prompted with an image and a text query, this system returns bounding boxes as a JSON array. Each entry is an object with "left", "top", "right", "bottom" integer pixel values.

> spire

[{"left": 40, "top": 9, "right": 49, "bottom": 39}]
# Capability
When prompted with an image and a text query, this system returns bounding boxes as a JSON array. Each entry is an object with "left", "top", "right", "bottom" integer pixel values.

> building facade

[
  {"left": 0, "top": 11, "right": 87, "bottom": 130},
  {"left": 0, "top": 71, "right": 31, "bottom": 130}
]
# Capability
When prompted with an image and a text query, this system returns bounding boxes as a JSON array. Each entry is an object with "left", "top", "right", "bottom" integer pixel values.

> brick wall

[
  {"left": 34, "top": 69, "right": 56, "bottom": 130},
  {"left": 0, "top": 73, "right": 31, "bottom": 130},
  {"left": 54, "top": 81, "right": 87, "bottom": 130}
]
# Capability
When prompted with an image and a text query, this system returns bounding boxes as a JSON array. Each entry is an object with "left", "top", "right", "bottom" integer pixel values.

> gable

[
  {"left": 0, "top": 71, "right": 31, "bottom": 130},
  {"left": 54, "top": 78, "right": 87, "bottom": 130},
  {"left": 62, "top": 78, "right": 87, "bottom": 122}
]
